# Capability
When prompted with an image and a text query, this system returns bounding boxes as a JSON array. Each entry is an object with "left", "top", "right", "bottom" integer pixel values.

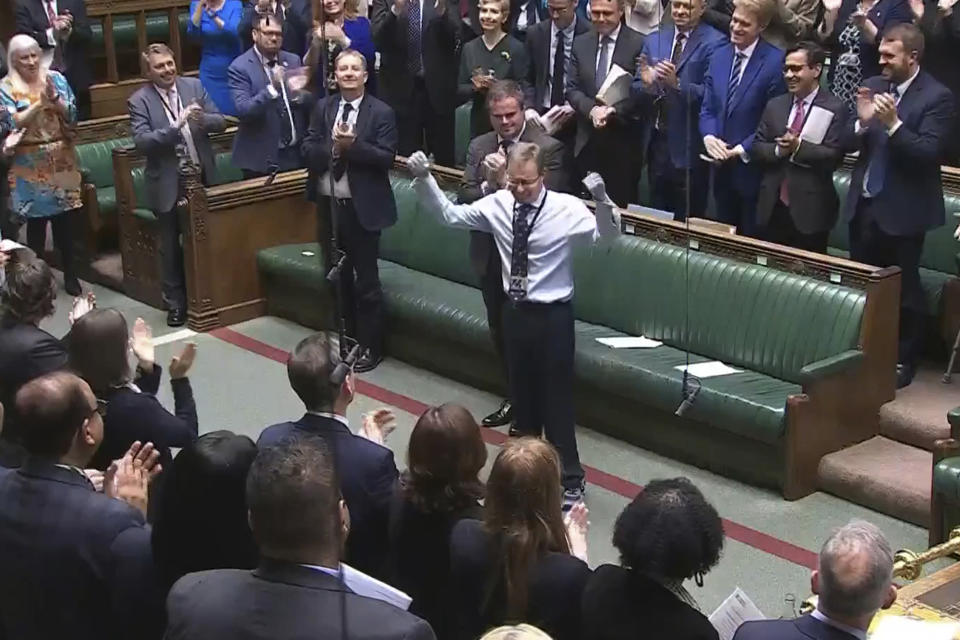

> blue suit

[
  {"left": 699, "top": 38, "right": 786, "bottom": 233},
  {"left": 632, "top": 23, "right": 725, "bottom": 219},
  {"left": 227, "top": 47, "right": 310, "bottom": 175},
  {"left": 733, "top": 614, "right": 862, "bottom": 640}
]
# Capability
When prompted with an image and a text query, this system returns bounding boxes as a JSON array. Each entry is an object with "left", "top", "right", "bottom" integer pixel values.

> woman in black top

[
  {"left": 582, "top": 477, "right": 725, "bottom": 640},
  {"left": 68, "top": 309, "right": 199, "bottom": 473},
  {"left": 449, "top": 437, "right": 590, "bottom": 640},
  {"left": 387, "top": 403, "right": 487, "bottom": 639}
]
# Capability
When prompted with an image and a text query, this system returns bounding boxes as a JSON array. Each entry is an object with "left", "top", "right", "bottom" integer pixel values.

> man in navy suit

[
  {"left": 699, "top": 0, "right": 785, "bottom": 234},
  {"left": 303, "top": 50, "right": 399, "bottom": 372},
  {"left": 257, "top": 332, "right": 399, "bottom": 578},
  {"left": 228, "top": 13, "right": 310, "bottom": 179},
  {"left": 733, "top": 520, "right": 896, "bottom": 640},
  {"left": 632, "top": 0, "right": 725, "bottom": 220},
  {"left": 844, "top": 23, "right": 955, "bottom": 388}
]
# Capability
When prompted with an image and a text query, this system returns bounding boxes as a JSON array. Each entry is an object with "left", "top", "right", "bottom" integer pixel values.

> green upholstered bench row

[
  {"left": 90, "top": 12, "right": 189, "bottom": 51},
  {"left": 931, "top": 408, "right": 960, "bottom": 544},
  {"left": 258, "top": 171, "right": 869, "bottom": 497}
]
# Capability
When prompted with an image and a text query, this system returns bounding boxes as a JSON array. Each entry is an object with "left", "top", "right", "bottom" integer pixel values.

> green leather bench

[
  {"left": 258, "top": 171, "right": 879, "bottom": 499},
  {"left": 930, "top": 407, "right": 960, "bottom": 545},
  {"left": 90, "top": 12, "right": 189, "bottom": 51}
]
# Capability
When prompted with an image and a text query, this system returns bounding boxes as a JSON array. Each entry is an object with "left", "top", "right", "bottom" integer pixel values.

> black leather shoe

[
  {"left": 482, "top": 400, "right": 513, "bottom": 427},
  {"left": 508, "top": 425, "right": 524, "bottom": 438},
  {"left": 354, "top": 350, "right": 383, "bottom": 373},
  {"left": 167, "top": 307, "right": 186, "bottom": 327},
  {"left": 896, "top": 363, "right": 915, "bottom": 389},
  {"left": 64, "top": 275, "right": 82, "bottom": 297}
]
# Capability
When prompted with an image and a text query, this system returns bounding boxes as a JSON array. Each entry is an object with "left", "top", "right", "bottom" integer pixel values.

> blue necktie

[
  {"left": 407, "top": 0, "right": 423, "bottom": 75},
  {"left": 865, "top": 84, "right": 899, "bottom": 197},
  {"left": 595, "top": 36, "right": 612, "bottom": 88},
  {"left": 727, "top": 51, "right": 745, "bottom": 113}
]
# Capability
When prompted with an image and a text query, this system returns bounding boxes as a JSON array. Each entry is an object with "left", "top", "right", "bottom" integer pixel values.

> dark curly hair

[
  {"left": 1, "top": 248, "right": 56, "bottom": 324},
  {"left": 612, "top": 477, "right": 724, "bottom": 581}
]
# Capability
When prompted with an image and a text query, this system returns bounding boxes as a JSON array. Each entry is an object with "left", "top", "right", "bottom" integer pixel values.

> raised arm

[{"left": 408, "top": 152, "right": 494, "bottom": 231}]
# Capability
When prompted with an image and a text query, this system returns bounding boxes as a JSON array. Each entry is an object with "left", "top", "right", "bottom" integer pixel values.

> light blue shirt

[{"left": 811, "top": 609, "right": 868, "bottom": 640}]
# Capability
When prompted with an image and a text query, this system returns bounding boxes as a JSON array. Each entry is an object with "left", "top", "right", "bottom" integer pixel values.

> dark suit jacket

[
  {"left": 822, "top": 0, "right": 912, "bottom": 86},
  {"left": 371, "top": 0, "right": 462, "bottom": 115},
  {"left": 449, "top": 518, "right": 591, "bottom": 640},
  {"left": 752, "top": 89, "right": 847, "bottom": 234},
  {"left": 128, "top": 77, "right": 226, "bottom": 213},
  {"left": 581, "top": 564, "right": 719, "bottom": 640},
  {"left": 238, "top": 0, "right": 313, "bottom": 56},
  {"left": 701, "top": 0, "right": 734, "bottom": 34},
  {"left": 257, "top": 413, "right": 399, "bottom": 577},
  {"left": 0, "top": 458, "right": 157, "bottom": 640},
  {"left": 164, "top": 559, "right": 436, "bottom": 640},
  {"left": 523, "top": 16, "right": 590, "bottom": 113},
  {"left": 732, "top": 614, "right": 863, "bottom": 640},
  {"left": 302, "top": 92, "right": 400, "bottom": 230},
  {"left": 920, "top": 0, "right": 960, "bottom": 162},
  {"left": 14, "top": 0, "right": 93, "bottom": 92},
  {"left": 843, "top": 71, "right": 955, "bottom": 236}
]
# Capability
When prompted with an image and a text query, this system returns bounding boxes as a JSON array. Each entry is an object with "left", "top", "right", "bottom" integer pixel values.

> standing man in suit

[
  {"left": 844, "top": 23, "right": 955, "bottom": 388},
  {"left": 371, "top": 0, "right": 462, "bottom": 166},
  {"left": 459, "top": 80, "right": 567, "bottom": 430},
  {"left": 239, "top": 0, "right": 313, "bottom": 55},
  {"left": 128, "top": 44, "right": 227, "bottom": 328},
  {"left": 228, "top": 14, "right": 310, "bottom": 179},
  {"left": 302, "top": 50, "right": 398, "bottom": 371},
  {"left": 567, "top": 0, "right": 646, "bottom": 206},
  {"left": 733, "top": 520, "right": 896, "bottom": 640},
  {"left": 700, "top": 0, "right": 785, "bottom": 234},
  {"left": 257, "top": 332, "right": 399, "bottom": 578},
  {"left": 632, "top": 0, "right": 725, "bottom": 220},
  {"left": 751, "top": 41, "right": 846, "bottom": 252},
  {"left": 14, "top": 0, "right": 93, "bottom": 119}
]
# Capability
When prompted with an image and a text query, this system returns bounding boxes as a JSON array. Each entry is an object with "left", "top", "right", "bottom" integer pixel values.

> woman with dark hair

[
  {"left": 68, "top": 309, "right": 199, "bottom": 472},
  {"left": 581, "top": 477, "right": 725, "bottom": 640},
  {"left": 386, "top": 403, "right": 487, "bottom": 638},
  {"left": 449, "top": 437, "right": 590, "bottom": 640},
  {"left": 152, "top": 430, "right": 259, "bottom": 589}
]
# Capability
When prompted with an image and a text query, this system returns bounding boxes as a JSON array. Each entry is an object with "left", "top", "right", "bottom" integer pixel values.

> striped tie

[{"left": 727, "top": 51, "right": 745, "bottom": 110}]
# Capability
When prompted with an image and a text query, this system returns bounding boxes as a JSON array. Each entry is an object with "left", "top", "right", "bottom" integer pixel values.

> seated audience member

[
  {"left": 164, "top": 435, "right": 436, "bottom": 640},
  {"left": 258, "top": 331, "right": 399, "bottom": 577},
  {"left": 228, "top": 13, "right": 311, "bottom": 178},
  {"left": 0, "top": 372, "right": 161, "bottom": 640},
  {"left": 732, "top": 520, "right": 896, "bottom": 640},
  {"left": 239, "top": 0, "right": 313, "bottom": 55},
  {"left": 129, "top": 43, "right": 227, "bottom": 327},
  {"left": 305, "top": 0, "right": 377, "bottom": 97},
  {"left": 582, "top": 477, "right": 724, "bottom": 640},
  {"left": 152, "top": 430, "right": 259, "bottom": 591},
  {"left": 450, "top": 437, "right": 590, "bottom": 640},
  {"left": 387, "top": 404, "right": 487, "bottom": 638},
  {"left": 751, "top": 42, "right": 847, "bottom": 253},
  {"left": 188, "top": 0, "right": 244, "bottom": 116},
  {"left": 68, "top": 309, "right": 199, "bottom": 472}
]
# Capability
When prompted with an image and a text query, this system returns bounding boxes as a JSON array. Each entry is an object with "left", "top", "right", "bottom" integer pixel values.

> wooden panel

[{"left": 89, "top": 70, "right": 199, "bottom": 118}]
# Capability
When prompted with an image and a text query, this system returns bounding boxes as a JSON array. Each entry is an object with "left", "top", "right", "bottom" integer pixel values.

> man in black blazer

[
  {"left": 844, "top": 23, "right": 955, "bottom": 388},
  {"left": 238, "top": 0, "right": 313, "bottom": 55},
  {"left": 15, "top": 0, "right": 93, "bottom": 119},
  {"left": 751, "top": 41, "right": 847, "bottom": 253},
  {"left": 458, "top": 80, "right": 567, "bottom": 430},
  {"left": 371, "top": 0, "right": 461, "bottom": 166},
  {"left": 566, "top": 0, "right": 646, "bottom": 205},
  {"left": 257, "top": 332, "right": 399, "bottom": 578},
  {"left": 733, "top": 520, "right": 896, "bottom": 640},
  {"left": 167, "top": 434, "right": 434, "bottom": 640},
  {"left": 303, "top": 50, "right": 399, "bottom": 371},
  {"left": 0, "top": 372, "right": 160, "bottom": 640}
]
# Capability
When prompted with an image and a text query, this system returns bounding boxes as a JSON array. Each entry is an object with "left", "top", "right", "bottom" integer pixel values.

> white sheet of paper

[
  {"left": 676, "top": 361, "right": 742, "bottom": 378},
  {"left": 800, "top": 105, "right": 834, "bottom": 145},
  {"left": 708, "top": 587, "right": 766, "bottom": 640},
  {"left": 597, "top": 336, "right": 663, "bottom": 349},
  {"left": 596, "top": 64, "right": 632, "bottom": 106},
  {"left": 870, "top": 616, "right": 959, "bottom": 640},
  {"left": 341, "top": 563, "right": 413, "bottom": 610}
]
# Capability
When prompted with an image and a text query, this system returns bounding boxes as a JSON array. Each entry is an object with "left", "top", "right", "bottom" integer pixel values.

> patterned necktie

[
  {"left": 508, "top": 202, "right": 537, "bottom": 302},
  {"left": 407, "top": 0, "right": 423, "bottom": 75},
  {"left": 656, "top": 31, "right": 686, "bottom": 129},
  {"left": 595, "top": 36, "right": 612, "bottom": 88},
  {"left": 671, "top": 30, "right": 686, "bottom": 64},
  {"left": 333, "top": 102, "right": 354, "bottom": 181},
  {"left": 779, "top": 98, "right": 805, "bottom": 205},
  {"left": 268, "top": 60, "right": 294, "bottom": 146},
  {"left": 727, "top": 51, "right": 745, "bottom": 112},
  {"left": 550, "top": 29, "right": 566, "bottom": 107}
]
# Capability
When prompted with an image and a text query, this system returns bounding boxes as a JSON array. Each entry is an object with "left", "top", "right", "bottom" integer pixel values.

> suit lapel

[
  {"left": 325, "top": 95, "right": 342, "bottom": 137},
  {"left": 584, "top": 35, "right": 599, "bottom": 94},
  {"left": 676, "top": 25, "right": 700, "bottom": 73},
  {"left": 895, "top": 71, "right": 924, "bottom": 124},
  {"left": 353, "top": 96, "right": 371, "bottom": 141}
]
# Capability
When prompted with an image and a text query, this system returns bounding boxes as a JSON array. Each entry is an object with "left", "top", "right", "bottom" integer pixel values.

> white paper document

[
  {"left": 870, "top": 616, "right": 959, "bottom": 640},
  {"left": 799, "top": 105, "right": 834, "bottom": 145},
  {"left": 675, "top": 361, "right": 742, "bottom": 378},
  {"left": 597, "top": 336, "right": 663, "bottom": 349},
  {"left": 709, "top": 587, "right": 766, "bottom": 640},
  {"left": 596, "top": 64, "right": 632, "bottom": 106},
  {"left": 341, "top": 563, "right": 413, "bottom": 611}
]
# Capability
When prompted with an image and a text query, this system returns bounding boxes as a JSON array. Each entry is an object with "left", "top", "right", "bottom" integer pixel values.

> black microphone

[
  {"left": 326, "top": 250, "right": 346, "bottom": 283},
  {"left": 675, "top": 373, "right": 701, "bottom": 417},
  {"left": 263, "top": 162, "right": 280, "bottom": 186},
  {"left": 329, "top": 343, "right": 360, "bottom": 386}
]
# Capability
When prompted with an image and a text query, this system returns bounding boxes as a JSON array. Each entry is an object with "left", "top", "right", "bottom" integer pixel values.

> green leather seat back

[
  {"left": 934, "top": 457, "right": 960, "bottom": 500},
  {"left": 76, "top": 138, "right": 132, "bottom": 188},
  {"left": 212, "top": 152, "right": 242, "bottom": 185},
  {"left": 90, "top": 12, "right": 187, "bottom": 50},
  {"left": 380, "top": 175, "right": 422, "bottom": 263}
]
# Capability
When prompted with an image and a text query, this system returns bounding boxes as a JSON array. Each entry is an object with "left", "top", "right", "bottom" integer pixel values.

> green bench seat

[
  {"left": 930, "top": 408, "right": 960, "bottom": 545},
  {"left": 90, "top": 12, "right": 189, "bottom": 51}
]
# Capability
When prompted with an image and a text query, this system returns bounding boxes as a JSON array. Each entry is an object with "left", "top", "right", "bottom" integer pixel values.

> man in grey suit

[
  {"left": 128, "top": 43, "right": 226, "bottom": 327},
  {"left": 165, "top": 435, "right": 436, "bottom": 640},
  {"left": 458, "top": 80, "right": 567, "bottom": 431}
]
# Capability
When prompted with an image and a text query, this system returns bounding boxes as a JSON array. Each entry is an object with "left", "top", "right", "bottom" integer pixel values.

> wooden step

[{"left": 879, "top": 366, "right": 954, "bottom": 451}]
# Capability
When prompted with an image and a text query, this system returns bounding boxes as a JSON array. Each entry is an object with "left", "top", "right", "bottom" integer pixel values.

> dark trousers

[
  {"left": 396, "top": 77, "right": 455, "bottom": 167},
  {"left": 26, "top": 211, "right": 75, "bottom": 279},
  {"left": 850, "top": 203, "right": 925, "bottom": 367},
  {"left": 479, "top": 242, "right": 509, "bottom": 392},
  {"left": 761, "top": 201, "right": 829, "bottom": 253},
  {"left": 577, "top": 126, "right": 643, "bottom": 207},
  {"left": 502, "top": 300, "right": 584, "bottom": 490},
  {"left": 158, "top": 208, "right": 187, "bottom": 310},
  {"left": 648, "top": 129, "right": 708, "bottom": 222},
  {"left": 713, "top": 164, "right": 758, "bottom": 236},
  {"left": 318, "top": 197, "right": 384, "bottom": 354},
  {"left": 75, "top": 88, "right": 91, "bottom": 121}
]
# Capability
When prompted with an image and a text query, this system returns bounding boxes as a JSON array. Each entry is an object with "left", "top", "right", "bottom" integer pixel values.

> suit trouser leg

[
  {"left": 158, "top": 207, "right": 187, "bottom": 309},
  {"left": 480, "top": 247, "right": 510, "bottom": 397},
  {"left": 340, "top": 200, "right": 384, "bottom": 355},
  {"left": 648, "top": 131, "right": 676, "bottom": 216},
  {"left": 332, "top": 199, "right": 359, "bottom": 345},
  {"left": 26, "top": 212, "right": 75, "bottom": 279},
  {"left": 712, "top": 165, "right": 739, "bottom": 226},
  {"left": 74, "top": 88, "right": 91, "bottom": 121},
  {"left": 424, "top": 104, "right": 455, "bottom": 168},
  {"left": 502, "top": 302, "right": 540, "bottom": 437}
]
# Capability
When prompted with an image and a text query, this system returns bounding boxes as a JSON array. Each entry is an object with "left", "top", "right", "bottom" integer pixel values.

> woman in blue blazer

[{"left": 188, "top": 0, "right": 244, "bottom": 115}]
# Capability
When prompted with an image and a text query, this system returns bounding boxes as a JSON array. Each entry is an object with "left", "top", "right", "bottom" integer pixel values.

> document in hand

[
  {"left": 341, "top": 563, "right": 413, "bottom": 610},
  {"left": 708, "top": 587, "right": 766, "bottom": 640},
  {"left": 799, "top": 106, "right": 834, "bottom": 145},
  {"left": 596, "top": 64, "right": 632, "bottom": 106}
]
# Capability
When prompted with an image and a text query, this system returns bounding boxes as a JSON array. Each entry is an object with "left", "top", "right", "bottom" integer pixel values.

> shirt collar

[
  {"left": 896, "top": 66, "right": 920, "bottom": 98},
  {"left": 254, "top": 45, "right": 278, "bottom": 66},
  {"left": 341, "top": 93, "right": 364, "bottom": 111},
  {"left": 600, "top": 24, "right": 621, "bottom": 44},
  {"left": 515, "top": 186, "right": 547, "bottom": 210},
  {"left": 811, "top": 610, "right": 868, "bottom": 640},
  {"left": 306, "top": 411, "right": 350, "bottom": 428},
  {"left": 736, "top": 37, "right": 758, "bottom": 59},
  {"left": 795, "top": 86, "right": 818, "bottom": 109},
  {"left": 154, "top": 82, "right": 176, "bottom": 96},
  {"left": 299, "top": 563, "right": 341, "bottom": 577},
  {"left": 498, "top": 121, "right": 527, "bottom": 145},
  {"left": 552, "top": 16, "right": 577, "bottom": 37}
]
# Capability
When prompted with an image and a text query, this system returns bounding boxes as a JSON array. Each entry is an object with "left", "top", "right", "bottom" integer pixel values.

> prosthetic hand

[
  {"left": 407, "top": 151, "right": 431, "bottom": 178},
  {"left": 583, "top": 172, "right": 614, "bottom": 206}
]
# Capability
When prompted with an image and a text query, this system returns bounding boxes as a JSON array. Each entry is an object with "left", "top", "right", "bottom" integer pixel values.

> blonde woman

[
  {"left": 306, "top": 0, "right": 377, "bottom": 96},
  {"left": 0, "top": 35, "right": 81, "bottom": 294}
]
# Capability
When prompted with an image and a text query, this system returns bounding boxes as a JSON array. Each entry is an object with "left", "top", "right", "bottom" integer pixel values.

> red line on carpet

[{"left": 210, "top": 326, "right": 819, "bottom": 570}]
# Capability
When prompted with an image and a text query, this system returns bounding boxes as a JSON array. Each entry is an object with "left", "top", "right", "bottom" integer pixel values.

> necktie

[
  {"left": 525, "top": 0, "right": 538, "bottom": 29},
  {"left": 779, "top": 98, "right": 805, "bottom": 205},
  {"left": 45, "top": 0, "right": 57, "bottom": 25},
  {"left": 46, "top": 0, "right": 64, "bottom": 71},
  {"left": 595, "top": 36, "right": 612, "bottom": 88},
  {"left": 268, "top": 60, "right": 294, "bottom": 147},
  {"left": 333, "top": 102, "right": 354, "bottom": 181},
  {"left": 500, "top": 139, "right": 514, "bottom": 154},
  {"left": 407, "top": 0, "right": 423, "bottom": 75},
  {"left": 670, "top": 31, "right": 686, "bottom": 64},
  {"left": 727, "top": 51, "right": 745, "bottom": 112},
  {"left": 550, "top": 29, "right": 566, "bottom": 107},
  {"left": 865, "top": 84, "right": 899, "bottom": 197},
  {"left": 508, "top": 202, "right": 537, "bottom": 302},
  {"left": 656, "top": 31, "right": 686, "bottom": 129}
]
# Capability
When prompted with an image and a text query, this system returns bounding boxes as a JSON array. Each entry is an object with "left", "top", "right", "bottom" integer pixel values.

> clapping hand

[
  {"left": 564, "top": 502, "right": 590, "bottom": 563},
  {"left": 850, "top": 6, "right": 868, "bottom": 25},
  {"left": 821, "top": 0, "right": 841, "bottom": 12},
  {"left": 2, "top": 129, "right": 24, "bottom": 157},
  {"left": 104, "top": 441, "right": 162, "bottom": 517},
  {"left": 359, "top": 408, "right": 396, "bottom": 445},
  {"left": 177, "top": 103, "right": 203, "bottom": 129},
  {"left": 856, "top": 87, "right": 876, "bottom": 124},
  {"left": 775, "top": 131, "right": 800, "bottom": 156},
  {"left": 654, "top": 60, "right": 678, "bottom": 89},
  {"left": 130, "top": 317, "right": 155, "bottom": 371},
  {"left": 940, "top": 0, "right": 958, "bottom": 14},
  {"left": 68, "top": 292, "right": 96, "bottom": 325},
  {"left": 703, "top": 134, "right": 731, "bottom": 161},
  {"left": 873, "top": 92, "right": 899, "bottom": 128},
  {"left": 637, "top": 54, "right": 657, "bottom": 87},
  {"left": 589, "top": 105, "right": 614, "bottom": 128},
  {"left": 169, "top": 342, "right": 197, "bottom": 380},
  {"left": 333, "top": 122, "right": 356, "bottom": 153},
  {"left": 407, "top": 151, "right": 431, "bottom": 178}
]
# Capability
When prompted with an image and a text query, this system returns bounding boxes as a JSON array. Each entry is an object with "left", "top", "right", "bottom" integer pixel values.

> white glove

[
  {"left": 583, "top": 172, "right": 611, "bottom": 205},
  {"left": 407, "top": 151, "right": 431, "bottom": 178}
]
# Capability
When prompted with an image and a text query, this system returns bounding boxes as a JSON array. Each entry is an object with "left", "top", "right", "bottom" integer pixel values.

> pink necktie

[{"left": 779, "top": 100, "right": 805, "bottom": 205}]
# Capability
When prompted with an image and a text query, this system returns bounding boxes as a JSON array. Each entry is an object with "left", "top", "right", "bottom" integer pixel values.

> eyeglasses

[{"left": 92, "top": 398, "right": 109, "bottom": 418}]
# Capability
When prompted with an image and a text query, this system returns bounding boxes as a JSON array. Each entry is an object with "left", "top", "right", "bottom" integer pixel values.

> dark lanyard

[{"left": 154, "top": 86, "right": 180, "bottom": 121}]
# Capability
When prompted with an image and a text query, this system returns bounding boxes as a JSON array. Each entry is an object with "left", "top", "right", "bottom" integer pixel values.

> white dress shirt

[
  {"left": 319, "top": 94, "right": 364, "bottom": 198},
  {"left": 775, "top": 87, "right": 818, "bottom": 157},
  {"left": 596, "top": 24, "right": 622, "bottom": 79},
  {"left": 543, "top": 17, "right": 578, "bottom": 109},
  {"left": 414, "top": 174, "right": 620, "bottom": 303},
  {"left": 810, "top": 610, "right": 867, "bottom": 640},
  {"left": 731, "top": 37, "right": 758, "bottom": 85},
  {"left": 154, "top": 83, "right": 201, "bottom": 166},
  {"left": 516, "top": 1, "right": 534, "bottom": 31},
  {"left": 254, "top": 45, "right": 299, "bottom": 146}
]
